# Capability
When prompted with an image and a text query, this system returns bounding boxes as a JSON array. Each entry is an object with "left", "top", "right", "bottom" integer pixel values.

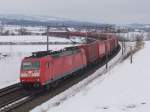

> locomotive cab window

[
  {"left": 32, "top": 61, "right": 40, "bottom": 69},
  {"left": 22, "top": 62, "right": 32, "bottom": 70},
  {"left": 22, "top": 61, "right": 40, "bottom": 70}
]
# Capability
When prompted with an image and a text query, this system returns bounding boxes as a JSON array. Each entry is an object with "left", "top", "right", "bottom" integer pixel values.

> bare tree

[
  {"left": 18, "top": 27, "right": 31, "bottom": 35},
  {"left": 146, "top": 32, "right": 150, "bottom": 40},
  {"left": 135, "top": 33, "right": 144, "bottom": 49},
  {"left": 0, "top": 21, "right": 4, "bottom": 35}
]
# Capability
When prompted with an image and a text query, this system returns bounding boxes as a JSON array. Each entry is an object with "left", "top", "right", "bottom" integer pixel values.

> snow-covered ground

[
  {"left": 0, "top": 25, "right": 79, "bottom": 35},
  {"left": 0, "top": 35, "right": 86, "bottom": 44},
  {"left": 0, "top": 36, "right": 72, "bottom": 43},
  {"left": 32, "top": 42, "right": 149, "bottom": 112}
]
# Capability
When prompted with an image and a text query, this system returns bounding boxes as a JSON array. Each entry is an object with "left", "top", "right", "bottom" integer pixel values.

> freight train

[{"left": 20, "top": 32, "right": 119, "bottom": 89}]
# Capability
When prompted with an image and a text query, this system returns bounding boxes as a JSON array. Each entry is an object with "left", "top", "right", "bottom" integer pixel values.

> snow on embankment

[
  {"left": 32, "top": 42, "right": 149, "bottom": 112},
  {"left": 0, "top": 55, "right": 23, "bottom": 88}
]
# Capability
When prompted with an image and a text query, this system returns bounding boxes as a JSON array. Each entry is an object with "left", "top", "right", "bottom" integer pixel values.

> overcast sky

[{"left": 0, "top": 0, "right": 149, "bottom": 24}]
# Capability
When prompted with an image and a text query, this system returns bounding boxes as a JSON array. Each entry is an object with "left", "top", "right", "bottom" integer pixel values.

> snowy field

[
  {"left": 0, "top": 44, "right": 72, "bottom": 89},
  {"left": 32, "top": 42, "right": 149, "bottom": 112},
  {"left": 0, "top": 25, "right": 78, "bottom": 35},
  {"left": 0, "top": 35, "right": 86, "bottom": 44},
  {"left": 0, "top": 36, "right": 72, "bottom": 43},
  {"left": 117, "top": 32, "right": 150, "bottom": 41}
]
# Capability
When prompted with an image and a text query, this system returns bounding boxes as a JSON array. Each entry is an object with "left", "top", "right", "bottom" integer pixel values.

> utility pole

[
  {"left": 85, "top": 26, "right": 88, "bottom": 43},
  {"left": 85, "top": 29, "right": 88, "bottom": 42},
  {"left": 130, "top": 46, "right": 133, "bottom": 64},
  {"left": 122, "top": 41, "right": 124, "bottom": 55},
  {"left": 47, "top": 26, "right": 50, "bottom": 51},
  {"left": 0, "top": 21, "right": 4, "bottom": 35},
  {"left": 65, "top": 26, "right": 70, "bottom": 39},
  {"left": 122, "top": 33, "right": 126, "bottom": 55},
  {"left": 106, "top": 53, "right": 108, "bottom": 69},
  {"left": 105, "top": 43, "right": 108, "bottom": 69}
]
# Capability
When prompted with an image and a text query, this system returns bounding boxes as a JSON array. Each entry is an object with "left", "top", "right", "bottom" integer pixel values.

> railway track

[
  {"left": 0, "top": 83, "right": 21, "bottom": 97},
  {"left": 0, "top": 83, "right": 25, "bottom": 111},
  {"left": 0, "top": 83, "right": 42, "bottom": 112}
]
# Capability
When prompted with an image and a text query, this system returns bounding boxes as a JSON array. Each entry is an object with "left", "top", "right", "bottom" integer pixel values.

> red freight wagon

[
  {"left": 111, "top": 37, "right": 118, "bottom": 51},
  {"left": 78, "top": 40, "right": 99, "bottom": 63},
  {"left": 20, "top": 47, "right": 87, "bottom": 87},
  {"left": 109, "top": 38, "right": 115, "bottom": 52},
  {"left": 104, "top": 39, "right": 111, "bottom": 54},
  {"left": 98, "top": 41, "right": 106, "bottom": 58},
  {"left": 114, "top": 37, "right": 119, "bottom": 48}
]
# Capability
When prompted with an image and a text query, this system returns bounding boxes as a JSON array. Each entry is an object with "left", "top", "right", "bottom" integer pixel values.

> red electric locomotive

[{"left": 20, "top": 47, "right": 87, "bottom": 88}]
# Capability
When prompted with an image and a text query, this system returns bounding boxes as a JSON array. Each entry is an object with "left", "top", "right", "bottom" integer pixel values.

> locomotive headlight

[
  {"left": 21, "top": 73, "right": 28, "bottom": 77},
  {"left": 32, "top": 73, "right": 40, "bottom": 77}
]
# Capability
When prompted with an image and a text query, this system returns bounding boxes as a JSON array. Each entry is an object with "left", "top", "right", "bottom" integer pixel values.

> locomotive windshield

[
  {"left": 22, "top": 61, "right": 40, "bottom": 70},
  {"left": 32, "top": 61, "right": 40, "bottom": 69}
]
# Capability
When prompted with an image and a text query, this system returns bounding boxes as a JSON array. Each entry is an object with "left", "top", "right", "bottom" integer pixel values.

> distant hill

[
  {"left": 127, "top": 23, "right": 150, "bottom": 28},
  {"left": 0, "top": 14, "right": 113, "bottom": 29},
  {"left": 126, "top": 23, "right": 150, "bottom": 32}
]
